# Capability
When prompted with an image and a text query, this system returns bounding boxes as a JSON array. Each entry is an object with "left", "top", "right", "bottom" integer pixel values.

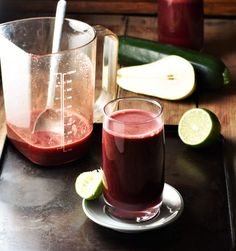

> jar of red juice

[{"left": 158, "top": 0, "right": 204, "bottom": 50}]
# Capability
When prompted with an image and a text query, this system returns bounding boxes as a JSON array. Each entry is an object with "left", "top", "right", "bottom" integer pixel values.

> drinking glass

[{"left": 102, "top": 97, "right": 165, "bottom": 222}]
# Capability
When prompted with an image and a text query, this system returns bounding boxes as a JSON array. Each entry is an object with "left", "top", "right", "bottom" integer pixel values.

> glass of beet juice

[{"left": 102, "top": 97, "right": 165, "bottom": 222}]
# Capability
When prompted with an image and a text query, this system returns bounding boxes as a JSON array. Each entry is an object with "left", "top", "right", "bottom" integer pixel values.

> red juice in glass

[
  {"left": 158, "top": 0, "right": 204, "bottom": 50},
  {"left": 7, "top": 111, "right": 92, "bottom": 166},
  {"left": 102, "top": 98, "right": 165, "bottom": 222}
]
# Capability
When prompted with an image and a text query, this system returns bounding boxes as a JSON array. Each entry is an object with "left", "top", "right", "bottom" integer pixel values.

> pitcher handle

[{"left": 93, "top": 25, "right": 118, "bottom": 123}]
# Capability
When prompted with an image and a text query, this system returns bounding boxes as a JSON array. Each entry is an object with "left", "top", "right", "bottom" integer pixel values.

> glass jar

[{"left": 158, "top": 0, "right": 204, "bottom": 50}]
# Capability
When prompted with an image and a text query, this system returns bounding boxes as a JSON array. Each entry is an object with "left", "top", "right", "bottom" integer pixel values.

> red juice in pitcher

[
  {"left": 102, "top": 109, "right": 165, "bottom": 213},
  {"left": 158, "top": 0, "right": 204, "bottom": 50},
  {"left": 7, "top": 112, "right": 93, "bottom": 166}
]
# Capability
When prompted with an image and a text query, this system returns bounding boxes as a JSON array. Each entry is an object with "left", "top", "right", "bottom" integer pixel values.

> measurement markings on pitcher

[
  {"left": 63, "top": 70, "right": 76, "bottom": 152},
  {"left": 56, "top": 70, "right": 76, "bottom": 152}
]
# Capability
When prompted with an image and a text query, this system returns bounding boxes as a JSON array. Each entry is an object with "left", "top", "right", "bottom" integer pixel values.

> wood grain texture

[{"left": 1, "top": 0, "right": 236, "bottom": 22}]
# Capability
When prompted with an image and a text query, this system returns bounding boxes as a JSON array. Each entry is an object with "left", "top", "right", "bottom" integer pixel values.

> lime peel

[
  {"left": 75, "top": 169, "right": 103, "bottom": 200},
  {"left": 178, "top": 108, "right": 221, "bottom": 148}
]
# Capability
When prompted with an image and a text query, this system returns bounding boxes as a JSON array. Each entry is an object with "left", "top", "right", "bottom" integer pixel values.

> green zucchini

[{"left": 118, "top": 36, "right": 230, "bottom": 90}]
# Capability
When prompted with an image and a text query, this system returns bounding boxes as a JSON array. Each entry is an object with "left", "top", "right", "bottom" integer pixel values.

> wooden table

[{"left": 0, "top": 1, "right": 236, "bottom": 250}]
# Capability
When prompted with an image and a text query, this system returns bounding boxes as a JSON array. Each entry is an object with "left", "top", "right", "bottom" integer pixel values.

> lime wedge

[
  {"left": 75, "top": 169, "right": 103, "bottom": 200},
  {"left": 178, "top": 108, "right": 221, "bottom": 148}
]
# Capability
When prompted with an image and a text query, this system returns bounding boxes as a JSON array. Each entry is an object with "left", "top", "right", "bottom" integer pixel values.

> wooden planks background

[{"left": 1, "top": 0, "right": 236, "bottom": 23}]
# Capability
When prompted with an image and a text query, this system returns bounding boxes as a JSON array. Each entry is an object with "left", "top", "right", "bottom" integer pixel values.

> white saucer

[{"left": 82, "top": 183, "right": 184, "bottom": 233}]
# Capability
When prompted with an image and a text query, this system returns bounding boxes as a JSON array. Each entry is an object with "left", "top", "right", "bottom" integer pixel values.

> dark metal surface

[{"left": 0, "top": 125, "right": 234, "bottom": 251}]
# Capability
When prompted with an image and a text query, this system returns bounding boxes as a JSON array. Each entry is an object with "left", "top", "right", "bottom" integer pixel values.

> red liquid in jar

[
  {"left": 102, "top": 109, "right": 165, "bottom": 211},
  {"left": 158, "top": 0, "right": 204, "bottom": 50},
  {"left": 7, "top": 112, "right": 92, "bottom": 166}
]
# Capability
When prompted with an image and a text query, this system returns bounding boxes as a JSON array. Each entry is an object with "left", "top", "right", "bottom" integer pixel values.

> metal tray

[{"left": 0, "top": 125, "right": 234, "bottom": 251}]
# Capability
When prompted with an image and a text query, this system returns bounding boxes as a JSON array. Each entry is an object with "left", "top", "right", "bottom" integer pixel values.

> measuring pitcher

[{"left": 0, "top": 17, "right": 118, "bottom": 166}]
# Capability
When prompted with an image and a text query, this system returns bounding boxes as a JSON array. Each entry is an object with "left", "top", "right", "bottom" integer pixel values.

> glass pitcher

[{"left": 0, "top": 17, "right": 118, "bottom": 166}]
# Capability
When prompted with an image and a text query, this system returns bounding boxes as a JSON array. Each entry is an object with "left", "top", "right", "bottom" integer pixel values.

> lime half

[
  {"left": 178, "top": 108, "right": 221, "bottom": 148},
  {"left": 75, "top": 169, "right": 103, "bottom": 200}
]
